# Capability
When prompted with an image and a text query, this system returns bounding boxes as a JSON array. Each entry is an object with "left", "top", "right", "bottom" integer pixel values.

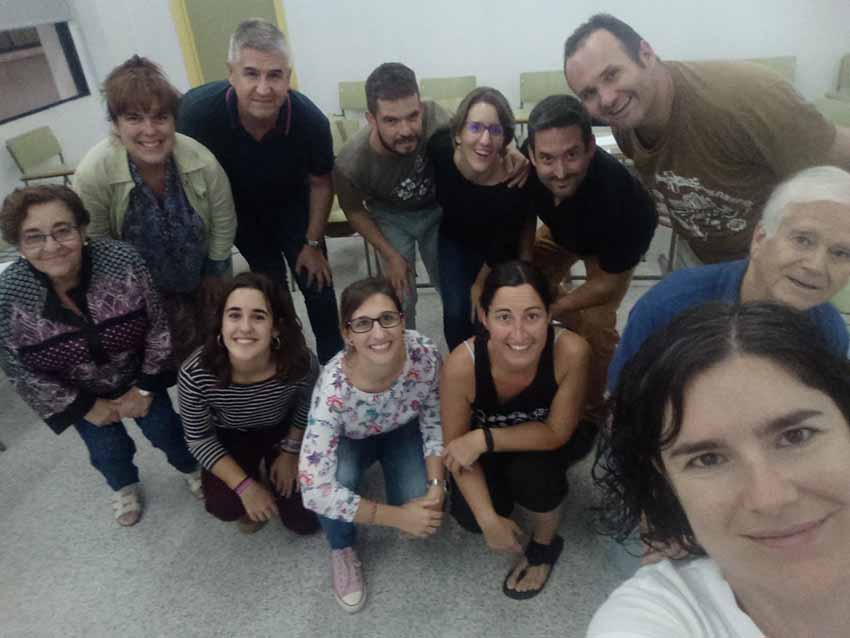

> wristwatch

[
  {"left": 136, "top": 388, "right": 152, "bottom": 397},
  {"left": 426, "top": 478, "right": 449, "bottom": 493},
  {"left": 305, "top": 238, "right": 321, "bottom": 249}
]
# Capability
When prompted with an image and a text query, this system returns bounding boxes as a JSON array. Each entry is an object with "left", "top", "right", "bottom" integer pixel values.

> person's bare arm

[
  {"left": 552, "top": 257, "right": 633, "bottom": 317},
  {"left": 445, "top": 332, "right": 590, "bottom": 465},
  {"left": 441, "top": 345, "right": 522, "bottom": 552},
  {"left": 827, "top": 125, "right": 850, "bottom": 168},
  {"left": 334, "top": 168, "right": 411, "bottom": 297}
]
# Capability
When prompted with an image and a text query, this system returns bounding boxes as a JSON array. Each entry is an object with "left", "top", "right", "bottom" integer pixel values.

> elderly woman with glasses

[
  {"left": 428, "top": 87, "right": 536, "bottom": 350},
  {"left": 299, "top": 276, "right": 444, "bottom": 613},
  {"left": 74, "top": 55, "right": 237, "bottom": 361},
  {"left": 0, "top": 185, "right": 200, "bottom": 527}
]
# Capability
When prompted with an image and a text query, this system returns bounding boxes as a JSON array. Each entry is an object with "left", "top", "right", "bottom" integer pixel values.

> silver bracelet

[{"left": 426, "top": 478, "right": 448, "bottom": 493}]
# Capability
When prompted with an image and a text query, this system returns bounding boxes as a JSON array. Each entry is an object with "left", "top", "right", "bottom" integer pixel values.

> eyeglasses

[
  {"left": 347, "top": 311, "right": 404, "bottom": 333},
  {"left": 464, "top": 121, "right": 505, "bottom": 138},
  {"left": 20, "top": 224, "right": 80, "bottom": 251}
]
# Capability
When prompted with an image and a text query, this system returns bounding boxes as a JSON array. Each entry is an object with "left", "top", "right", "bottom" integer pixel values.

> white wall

[
  {"left": 285, "top": 0, "right": 850, "bottom": 112},
  {"left": 1, "top": 0, "right": 847, "bottom": 197}
]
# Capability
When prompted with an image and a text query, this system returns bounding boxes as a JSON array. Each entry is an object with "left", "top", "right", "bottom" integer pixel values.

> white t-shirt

[{"left": 587, "top": 558, "right": 765, "bottom": 638}]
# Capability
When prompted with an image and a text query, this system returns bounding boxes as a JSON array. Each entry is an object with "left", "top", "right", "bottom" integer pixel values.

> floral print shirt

[{"left": 299, "top": 330, "right": 442, "bottom": 521}]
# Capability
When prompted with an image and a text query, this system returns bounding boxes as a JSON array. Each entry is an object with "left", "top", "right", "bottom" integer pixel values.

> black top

[
  {"left": 428, "top": 128, "right": 532, "bottom": 266},
  {"left": 470, "top": 326, "right": 557, "bottom": 429},
  {"left": 528, "top": 148, "right": 658, "bottom": 274},
  {"left": 176, "top": 81, "right": 334, "bottom": 239}
]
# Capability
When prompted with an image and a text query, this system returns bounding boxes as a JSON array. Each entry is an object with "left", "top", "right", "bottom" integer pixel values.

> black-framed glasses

[
  {"left": 464, "top": 121, "right": 504, "bottom": 138},
  {"left": 20, "top": 224, "right": 80, "bottom": 251},
  {"left": 347, "top": 311, "right": 404, "bottom": 333}
]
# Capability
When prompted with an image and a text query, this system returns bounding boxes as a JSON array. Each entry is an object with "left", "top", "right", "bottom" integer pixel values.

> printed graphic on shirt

[
  {"left": 391, "top": 153, "right": 435, "bottom": 202},
  {"left": 652, "top": 171, "right": 753, "bottom": 241},
  {"left": 473, "top": 407, "right": 549, "bottom": 428}
]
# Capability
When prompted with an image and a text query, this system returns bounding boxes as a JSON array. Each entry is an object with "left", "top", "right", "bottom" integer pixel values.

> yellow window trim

[{"left": 169, "top": 0, "right": 298, "bottom": 89}]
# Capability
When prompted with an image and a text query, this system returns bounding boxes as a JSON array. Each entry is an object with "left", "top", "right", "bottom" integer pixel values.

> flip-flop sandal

[{"left": 502, "top": 534, "right": 565, "bottom": 600}]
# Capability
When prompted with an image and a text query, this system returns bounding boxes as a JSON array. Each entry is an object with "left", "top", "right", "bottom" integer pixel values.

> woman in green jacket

[{"left": 75, "top": 55, "right": 237, "bottom": 361}]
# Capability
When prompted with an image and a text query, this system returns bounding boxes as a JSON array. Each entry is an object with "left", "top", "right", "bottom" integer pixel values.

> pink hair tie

[{"left": 234, "top": 477, "right": 253, "bottom": 495}]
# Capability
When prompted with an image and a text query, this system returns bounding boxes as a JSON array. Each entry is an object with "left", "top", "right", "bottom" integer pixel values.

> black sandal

[{"left": 502, "top": 534, "right": 565, "bottom": 600}]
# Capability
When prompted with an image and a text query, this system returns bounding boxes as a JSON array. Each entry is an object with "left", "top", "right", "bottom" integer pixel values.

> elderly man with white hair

[
  {"left": 608, "top": 165, "right": 850, "bottom": 390},
  {"left": 177, "top": 18, "right": 343, "bottom": 363}
]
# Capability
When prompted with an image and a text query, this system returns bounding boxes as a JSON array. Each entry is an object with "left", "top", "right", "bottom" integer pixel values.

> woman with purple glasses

[{"left": 428, "top": 87, "right": 535, "bottom": 350}]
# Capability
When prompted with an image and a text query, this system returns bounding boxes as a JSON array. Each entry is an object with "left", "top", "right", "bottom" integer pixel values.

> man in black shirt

[
  {"left": 527, "top": 95, "right": 657, "bottom": 420},
  {"left": 177, "top": 19, "right": 342, "bottom": 363}
]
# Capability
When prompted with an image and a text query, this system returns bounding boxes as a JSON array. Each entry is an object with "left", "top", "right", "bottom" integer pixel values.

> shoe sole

[{"left": 334, "top": 588, "right": 366, "bottom": 613}]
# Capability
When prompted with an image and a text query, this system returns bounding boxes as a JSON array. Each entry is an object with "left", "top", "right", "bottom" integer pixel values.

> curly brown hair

[
  {"left": 0, "top": 185, "right": 90, "bottom": 245},
  {"left": 201, "top": 272, "right": 312, "bottom": 386}
]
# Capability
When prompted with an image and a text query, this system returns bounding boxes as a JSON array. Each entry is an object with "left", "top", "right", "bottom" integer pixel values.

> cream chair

[
  {"left": 6, "top": 126, "right": 75, "bottom": 186},
  {"left": 420, "top": 75, "right": 476, "bottom": 115},
  {"left": 338, "top": 80, "right": 368, "bottom": 117}
]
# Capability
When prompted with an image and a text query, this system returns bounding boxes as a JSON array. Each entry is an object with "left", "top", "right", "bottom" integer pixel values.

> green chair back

[
  {"left": 6, "top": 127, "right": 63, "bottom": 173},
  {"left": 339, "top": 81, "right": 368, "bottom": 115},
  {"left": 519, "top": 70, "right": 572, "bottom": 109},
  {"left": 814, "top": 96, "right": 850, "bottom": 126},
  {"left": 420, "top": 75, "right": 476, "bottom": 101}
]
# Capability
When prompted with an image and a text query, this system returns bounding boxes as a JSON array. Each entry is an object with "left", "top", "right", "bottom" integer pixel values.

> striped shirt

[{"left": 178, "top": 347, "right": 319, "bottom": 470}]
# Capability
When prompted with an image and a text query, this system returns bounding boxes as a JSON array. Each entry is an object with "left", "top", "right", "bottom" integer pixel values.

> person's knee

[{"left": 507, "top": 455, "right": 568, "bottom": 512}]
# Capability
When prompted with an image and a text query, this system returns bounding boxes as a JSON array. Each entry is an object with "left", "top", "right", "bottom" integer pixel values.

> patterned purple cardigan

[{"left": 0, "top": 239, "right": 175, "bottom": 434}]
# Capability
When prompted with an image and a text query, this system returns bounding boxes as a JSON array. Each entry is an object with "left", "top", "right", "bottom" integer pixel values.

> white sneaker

[
  {"left": 185, "top": 469, "right": 204, "bottom": 500},
  {"left": 331, "top": 547, "right": 366, "bottom": 613},
  {"left": 112, "top": 483, "right": 143, "bottom": 527}
]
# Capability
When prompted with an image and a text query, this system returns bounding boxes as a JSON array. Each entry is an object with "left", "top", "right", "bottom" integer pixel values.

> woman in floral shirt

[{"left": 299, "top": 277, "right": 444, "bottom": 613}]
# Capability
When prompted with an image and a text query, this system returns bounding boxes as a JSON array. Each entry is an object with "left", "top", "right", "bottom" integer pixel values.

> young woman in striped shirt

[{"left": 178, "top": 272, "right": 319, "bottom": 534}]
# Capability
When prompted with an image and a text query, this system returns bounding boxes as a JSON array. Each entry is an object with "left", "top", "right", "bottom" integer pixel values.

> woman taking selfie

[
  {"left": 299, "top": 277, "right": 444, "bottom": 613},
  {"left": 589, "top": 301, "right": 850, "bottom": 638}
]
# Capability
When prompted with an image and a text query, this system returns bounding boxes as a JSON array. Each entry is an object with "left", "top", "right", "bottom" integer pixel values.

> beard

[{"left": 376, "top": 126, "right": 420, "bottom": 156}]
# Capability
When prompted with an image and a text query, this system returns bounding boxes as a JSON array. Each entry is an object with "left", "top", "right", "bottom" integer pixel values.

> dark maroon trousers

[{"left": 202, "top": 424, "right": 318, "bottom": 535}]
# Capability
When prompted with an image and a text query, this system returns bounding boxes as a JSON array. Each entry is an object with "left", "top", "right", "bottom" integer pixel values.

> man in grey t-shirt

[{"left": 334, "top": 63, "right": 450, "bottom": 328}]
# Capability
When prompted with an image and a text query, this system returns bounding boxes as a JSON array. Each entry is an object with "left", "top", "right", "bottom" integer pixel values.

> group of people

[{"left": 1, "top": 12, "right": 850, "bottom": 636}]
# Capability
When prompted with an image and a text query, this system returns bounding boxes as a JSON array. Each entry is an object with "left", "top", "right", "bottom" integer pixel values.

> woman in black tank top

[{"left": 441, "top": 260, "right": 597, "bottom": 599}]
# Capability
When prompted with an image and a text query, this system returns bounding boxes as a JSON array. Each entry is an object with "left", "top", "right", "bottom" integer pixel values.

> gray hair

[
  {"left": 760, "top": 165, "right": 850, "bottom": 237},
  {"left": 227, "top": 18, "right": 290, "bottom": 65}
]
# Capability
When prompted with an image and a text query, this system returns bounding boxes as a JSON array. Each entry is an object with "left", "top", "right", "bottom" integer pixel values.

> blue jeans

[
  {"left": 369, "top": 205, "right": 442, "bottom": 330},
  {"left": 319, "top": 419, "right": 428, "bottom": 550},
  {"left": 74, "top": 391, "right": 197, "bottom": 491},
  {"left": 438, "top": 233, "right": 486, "bottom": 351},
  {"left": 239, "top": 230, "right": 343, "bottom": 364}
]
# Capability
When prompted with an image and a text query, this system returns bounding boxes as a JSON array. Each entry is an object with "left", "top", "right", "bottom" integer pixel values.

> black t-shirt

[
  {"left": 528, "top": 148, "right": 658, "bottom": 274},
  {"left": 428, "top": 128, "right": 531, "bottom": 266},
  {"left": 177, "top": 81, "right": 333, "bottom": 237}
]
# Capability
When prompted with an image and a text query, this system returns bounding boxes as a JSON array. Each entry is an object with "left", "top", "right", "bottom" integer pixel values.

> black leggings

[{"left": 450, "top": 421, "right": 597, "bottom": 533}]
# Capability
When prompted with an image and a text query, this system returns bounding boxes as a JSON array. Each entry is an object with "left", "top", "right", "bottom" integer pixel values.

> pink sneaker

[{"left": 330, "top": 547, "right": 366, "bottom": 612}]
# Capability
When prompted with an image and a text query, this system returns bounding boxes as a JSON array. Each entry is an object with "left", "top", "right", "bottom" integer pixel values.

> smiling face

[
  {"left": 529, "top": 125, "right": 595, "bottom": 203},
  {"left": 744, "top": 200, "right": 850, "bottom": 310},
  {"left": 345, "top": 293, "right": 405, "bottom": 365},
  {"left": 114, "top": 102, "right": 176, "bottom": 170},
  {"left": 227, "top": 47, "right": 291, "bottom": 128},
  {"left": 565, "top": 28, "right": 659, "bottom": 130},
  {"left": 455, "top": 101, "right": 507, "bottom": 176},
  {"left": 661, "top": 354, "right": 850, "bottom": 597},
  {"left": 221, "top": 287, "right": 279, "bottom": 366},
  {"left": 19, "top": 200, "right": 85, "bottom": 287},
  {"left": 479, "top": 284, "right": 550, "bottom": 368},
  {"left": 367, "top": 94, "right": 424, "bottom": 156}
]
